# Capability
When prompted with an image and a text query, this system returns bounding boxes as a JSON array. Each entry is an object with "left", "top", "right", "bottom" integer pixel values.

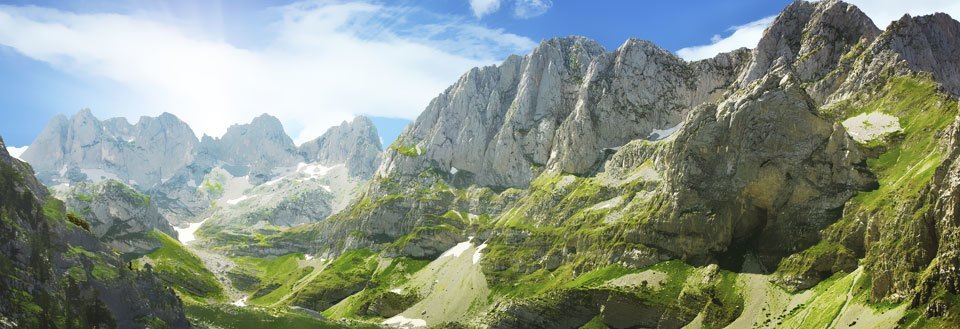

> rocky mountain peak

[
  {"left": 197, "top": 113, "right": 301, "bottom": 179},
  {"left": 22, "top": 110, "right": 199, "bottom": 188},
  {"left": 741, "top": 0, "right": 879, "bottom": 85},
  {"left": 379, "top": 31, "right": 749, "bottom": 189},
  {"left": 876, "top": 12, "right": 960, "bottom": 96},
  {"left": 299, "top": 116, "right": 382, "bottom": 178}
]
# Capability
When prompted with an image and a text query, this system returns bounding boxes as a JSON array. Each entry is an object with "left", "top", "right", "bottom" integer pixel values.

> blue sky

[{"left": 0, "top": 0, "right": 957, "bottom": 155}]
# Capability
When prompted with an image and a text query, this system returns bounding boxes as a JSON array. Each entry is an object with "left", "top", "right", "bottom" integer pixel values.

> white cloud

[
  {"left": 675, "top": 16, "right": 775, "bottom": 61},
  {"left": 514, "top": 0, "right": 552, "bottom": 19},
  {"left": 844, "top": 0, "right": 960, "bottom": 29},
  {"left": 0, "top": 1, "right": 536, "bottom": 144},
  {"left": 6, "top": 146, "right": 28, "bottom": 159},
  {"left": 676, "top": 0, "right": 960, "bottom": 62},
  {"left": 469, "top": 0, "right": 501, "bottom": 18}
]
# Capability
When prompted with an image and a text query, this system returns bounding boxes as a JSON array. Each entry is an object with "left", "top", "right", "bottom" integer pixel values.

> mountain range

[{"left": 4, "top": 0, "right": 960, "bottom": 328}]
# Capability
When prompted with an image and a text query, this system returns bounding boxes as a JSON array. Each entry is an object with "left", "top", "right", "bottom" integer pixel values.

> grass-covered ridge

[
  {"left": 184, "top": 302, "right": 379, "bottom": 329},
  {"left": 139, "top": 230, "right": 224, "bottom": 302},
  {"left": 777, "top": 75, "right": 960, "bottom": 303}
]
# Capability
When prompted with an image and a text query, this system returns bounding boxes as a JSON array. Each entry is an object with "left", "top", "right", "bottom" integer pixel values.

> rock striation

[
  {"left": 300, "top": 116, "right": 382, "bottom": 179},
  {"left": 21, "top": 109, "right": 199, "bottom": 187},
  {"left": 378, "top": 36, "right": 750, "bottom": 189}
]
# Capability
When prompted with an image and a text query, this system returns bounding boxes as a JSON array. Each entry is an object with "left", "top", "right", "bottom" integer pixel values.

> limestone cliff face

[
  {"left": 22, "top": 112, "right": 385, "bottom": 227},
  {"left": 300, "top": 116, "right": 382, "bottom": 178},
  {"left": 21, "top": 109, "right": 199, "bottom": 188},
  {"left": 650, "top": 71, "right": 875, "bottom": 269},
  {"left": 0, "top": 136, "right": 190, "bottom": 328},
  {"left": 305, "top": 0, "right": 960, "bottom": 306},
  {"left": 57, "top": 180, "right": 177, "bottom": 255},
  {"left": 739, "top": 0, "right": 880, "bottom": 87},
  {"left": 378, "top": 36, "right": 751, "bottom": 190},
  {"left": 196, "top": 114, "right": 302, "bottom": 182}
]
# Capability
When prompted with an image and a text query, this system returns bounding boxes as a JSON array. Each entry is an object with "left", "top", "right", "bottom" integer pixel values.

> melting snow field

[
  {"left": 440, "top": 238, "right": 474, "bottom": 258},
  {"left": 842, "top": 112, "right": 901, "bottom": 143},
  {"left": 226, "top": 195, "right": 251, "bottom": 205},
  {"left": 80, "top": 168, "right": 120, "bottom": 183},
  {"left": 648, "top": 123, "right": 682, "bottom": 141},
  {"left": 383, "top": 315, "right": 427, "bottom": 328},
  {"left": 174, "top": 218, "right": 209, "bottom": 244},
  {"left": 231, "top": 297, "right": 248, "bottom": 307},
  {"left": 264, "top": 162, "right": 342, "bottom": 186},
  {"left": 473, "top": 243, "right": 487, "bottom": 264},
  {"left": 297, "top": 162, "right": 338, "bottom": 179}
]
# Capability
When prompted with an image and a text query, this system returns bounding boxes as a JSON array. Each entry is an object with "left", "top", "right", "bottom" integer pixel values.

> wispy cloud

[
  {"left": 6, "top": 146, "right": 27, "bottom": 159},
  {"left": 469, "top": 0, "right": 501, "bottom": 18},
  {"left": 0, "top": 1, "right": 536, "bottom": 144},
  {"left": 675, "top": 16, "right": 774, "bottom": 61},
  {"left": 676, "top": 0, "right": 960, "bottom": 62},
  {"left": 513, "top": 0, "right": 552, "bottom": 19},
  {"left": 844, "top": 0, "right": 960, "bottom": 28}
]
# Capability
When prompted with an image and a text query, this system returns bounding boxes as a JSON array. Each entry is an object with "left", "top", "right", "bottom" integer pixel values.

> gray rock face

[
  {"left": 57, "top": 179, "right": 177, "bottom": 255},
  {"left": 23, "top": 111, "right": 385, "bottom": 227},
  {"left": 379, "top": 36, "right": 750, "bottom": 189},
  {"left": 21, "top": 109, "right": 199, "bottom": 188},
  {"left": 740, "top": 0, "right": 880, "bottom": 87},
  {"left": 647, "top": 71, "right": 875, "bottom": 269},
  {"left": 300, "top": 116, "right": 382, "bottom": 178},
  {"left": 876, "top": 13, "right": 960, "bottom": 96},
  {"left": 311, "top": 1, "right": 960, "bottom": 273},
  {"left": 196, "top": 113, "right": 301, "bottom": 182},
  {"left": 0, "top": 136, "right": 190, "bottom": 328}
]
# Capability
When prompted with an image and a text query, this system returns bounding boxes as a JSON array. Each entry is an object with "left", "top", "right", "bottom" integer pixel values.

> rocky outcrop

[
  {"left": 22, "top": 111, "right": 386, "bottom": 229},
  {"left": 378, "top": 36, "right": 751, "bottom": 190},
  {"left": 0, "top": 136, "right": 190, "bottom": 328},
  {"left": 300, "top": 116, "right": 382, "bottom": 179},
  {"left": 21, "top": 109, "right": 199, "bottom": 188},
  {"left": 57, "top": 179, "right": 178, "bottom": 255},
  {"left": 740, "top": 0, "right": 880, "bottom": 87},
  {"left": 875, "top": 13, "right": 960, "bottom": 96},
  {"left": 196, "top": 114, "right": 301, "bottom": 183},
  {"left": 648, "top": 71, "right": 875, "bottom": 269}
]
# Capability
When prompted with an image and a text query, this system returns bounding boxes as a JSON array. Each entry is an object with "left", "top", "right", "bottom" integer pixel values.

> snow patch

[
  {"left": 383, "top": 315, "right": 427, "bottom": 328},
  {"left": 440, "top": 239, "right": 473, "bottom": 259},
  {"left": 842, "top": 112, "right": 901, "bottom": 143},
  {"left": 174, "top": 218, "right": 210, "bottom": 244},
  {"left": 231, "top": 297, "right": 248, "bottom": 307},
  {"left": 263, "top": 176, "right": 285, "bottom": 186},
  {"left": 226, "top": 195, "right": 251, "bottom": 205},
  {"left": 450, "top": 166, "right": 458, "bottom": 175},
  {"left": 648, "top": 123, "right": 682, "bottom": 141},
  {"left": 473, "top": 243, "right": 487, "bottom": 264},
  {"left": 304, "top": 254, "right": 315, "bottom": 261},
  {"left": 297, "top": 162, "right": 338, "bottom": 179},
  {"left": 390, "top": 288, "right": 403, "bottom": 294},
  {"left": 589, "top": 196, "right": 624, "bottom": 211},
  {"left": 321, "top": 185, "right": 332, "bottom": 192},
  {"left": 187, "top": 179, "right": 197, "bottom": 188},
  {"left": 80, "top": 168, "right": 120, "bottom": 182}
]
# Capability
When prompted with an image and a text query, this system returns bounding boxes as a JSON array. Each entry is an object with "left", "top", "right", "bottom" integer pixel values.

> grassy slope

[
  {"left": 140, "top": 230, "right": 225, "bottom": 302},
  {"left": 184, "top": 303, "right": 379, "bottom": 329}
]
